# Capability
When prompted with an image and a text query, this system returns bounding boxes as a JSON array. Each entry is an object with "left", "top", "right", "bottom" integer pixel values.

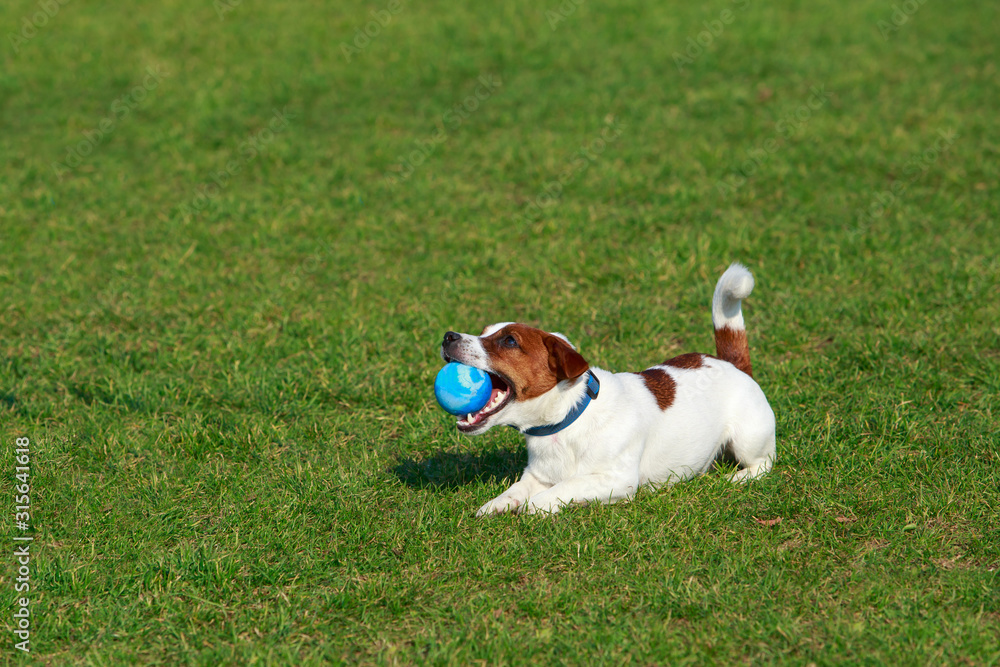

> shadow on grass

[
  {"left": 0, "top": 392, "right": 33, "bottom": 418},
  {"left": 393, "top": 447, "right": 527, "bottom": 489}
]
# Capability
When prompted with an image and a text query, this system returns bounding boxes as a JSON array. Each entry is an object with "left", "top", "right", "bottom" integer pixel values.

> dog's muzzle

[{"left": 441, "top": 331, "right": 462, "bottom": 361}]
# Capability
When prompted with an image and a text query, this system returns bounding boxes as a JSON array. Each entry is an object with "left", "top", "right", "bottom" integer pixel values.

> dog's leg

[
  {"left": 727, "top": 425, "right": 776, "bottom": 483},
  {"left": 476, "top": 472, "right": 548, "bottom": 517},
  {"left": 728, "top": 455, "right": 774, "bottom": 483},
  {"left": 522, "top": 474, "right": 638, "bottom": 515}
]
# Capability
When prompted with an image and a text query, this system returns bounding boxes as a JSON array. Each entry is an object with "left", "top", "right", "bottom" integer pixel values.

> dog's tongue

[
  {"left": 467, "top": 403, "right": 491, "bottom": 421},
  {"left": 461, "top": 411, "right": 484, "bottom": 426},
  {"left": 461, "top": 402, "right": 492, "bottom": 426},
  {"left": 459, "top": 385, "right": 511, "bottom": 429},
  {"left": 464, "top": 388, "right": 502, "bottom": 421},
  {"left": 485, "top": 386, "right": 504, "bottom": 406}
]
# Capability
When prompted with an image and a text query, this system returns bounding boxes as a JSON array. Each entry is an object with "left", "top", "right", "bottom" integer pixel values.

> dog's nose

[{"left": 443, "top": 331, "right": 461, "bottom": 346}]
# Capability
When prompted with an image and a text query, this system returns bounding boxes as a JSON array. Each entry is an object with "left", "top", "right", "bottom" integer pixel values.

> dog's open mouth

[{"left": 456, "top": 372, "right": 513, "bottom": 432}]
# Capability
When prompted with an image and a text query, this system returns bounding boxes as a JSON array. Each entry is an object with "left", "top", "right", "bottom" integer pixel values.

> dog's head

[{"left": 440, "top": 322, "right": 590, "bottom": 434}]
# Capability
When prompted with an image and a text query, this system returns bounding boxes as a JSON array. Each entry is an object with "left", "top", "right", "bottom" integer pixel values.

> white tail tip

[{"left": 712, "top": 262, "right": 755, "bottom": 329}]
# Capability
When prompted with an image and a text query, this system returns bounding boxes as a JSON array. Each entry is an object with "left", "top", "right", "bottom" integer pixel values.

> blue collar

[{"left": 520, "top": 371, "right": 600, "bottom": 437}]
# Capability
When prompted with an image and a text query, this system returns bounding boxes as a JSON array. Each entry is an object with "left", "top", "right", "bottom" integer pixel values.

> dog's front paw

[
  {"left": 522, "top": 499, "right": 563, "bottom": 515},
  {"left": 476, "top": 495, "right": 523, "bottom": 517}
]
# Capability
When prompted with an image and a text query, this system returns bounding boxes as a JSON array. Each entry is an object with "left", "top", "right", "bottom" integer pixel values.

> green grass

[{"left": 2, "top": 0, "right": 999, "bottom": 663}]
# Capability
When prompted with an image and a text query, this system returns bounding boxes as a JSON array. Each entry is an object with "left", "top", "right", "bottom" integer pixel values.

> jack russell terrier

[{"left": 440, "top": 263, "right": 776, "bottom": 516}]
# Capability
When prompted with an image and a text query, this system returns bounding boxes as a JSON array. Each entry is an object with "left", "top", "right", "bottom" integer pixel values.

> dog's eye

[{"left": 500, "top": 335, "right": 519, "bottom": 349}]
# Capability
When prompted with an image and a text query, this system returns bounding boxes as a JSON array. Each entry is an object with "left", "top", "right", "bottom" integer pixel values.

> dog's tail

[{"left": 711, "top": 263, "right": 755, "bottom": 377}]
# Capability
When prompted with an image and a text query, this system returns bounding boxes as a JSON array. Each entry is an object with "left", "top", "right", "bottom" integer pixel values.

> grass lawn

[{"left": 2, "top": 0, "right": 998, "bottom": 663}]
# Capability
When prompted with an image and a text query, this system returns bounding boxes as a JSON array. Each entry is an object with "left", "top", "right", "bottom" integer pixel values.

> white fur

[
  {"left": 712, "top": 262, "right": 754, "bottom": 331},
  {"left": 475, "top": 359, "right": 775, "bottom": 515},
  {"left": 446, "top": 265, "right": 776, "bottom": 516}
]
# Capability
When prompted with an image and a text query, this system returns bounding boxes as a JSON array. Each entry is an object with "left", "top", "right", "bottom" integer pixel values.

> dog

[{"left": 440, "top": 263, "right": 776, "bottom": 516}]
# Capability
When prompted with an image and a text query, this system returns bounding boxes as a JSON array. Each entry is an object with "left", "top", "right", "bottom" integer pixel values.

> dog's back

[{"left": 626, "top": 262, "right": 775, "bottom": 484}]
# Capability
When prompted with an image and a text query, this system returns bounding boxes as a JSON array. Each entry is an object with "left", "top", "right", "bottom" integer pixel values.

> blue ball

[{"left": 434, "top": 362, "right": 492, "bottom": 416}]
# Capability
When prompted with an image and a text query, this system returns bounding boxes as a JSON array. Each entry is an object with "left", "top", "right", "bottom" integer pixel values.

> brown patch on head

[
  {"left": 637, "top": 368, "right": 676, "bottom": 410},
  {"left": 714, "top": 325, "right": 753, "bottom": 377},
  {"left": 663, "top": 352, "right": 705, "bottom": 369},
  {"left": 481, "top": 324, "right": 589, "bottom": 400}
]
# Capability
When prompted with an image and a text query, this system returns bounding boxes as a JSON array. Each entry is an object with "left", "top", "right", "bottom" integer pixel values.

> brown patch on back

[
  {"left": 663, "top": 352, "right": 705, "bottom": 369},
  {"left": 637, "top": 368, "right": 676, "bottom": 410},
  {"left": 714, "top": 325, "right": 753, "bottom": 377},
  {"left": 482, "top": 324, "right": 589, "bottom": 400}
]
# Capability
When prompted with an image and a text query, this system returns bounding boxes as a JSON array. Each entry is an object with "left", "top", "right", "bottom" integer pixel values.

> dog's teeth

[{"left": 485, "top": 390, "right": 507, "bottom": 411}]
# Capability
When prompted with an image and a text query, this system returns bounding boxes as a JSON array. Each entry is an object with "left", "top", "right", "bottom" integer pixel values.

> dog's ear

[{"left": 545, "top": 334, "right": 589, "bottom": 381}]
